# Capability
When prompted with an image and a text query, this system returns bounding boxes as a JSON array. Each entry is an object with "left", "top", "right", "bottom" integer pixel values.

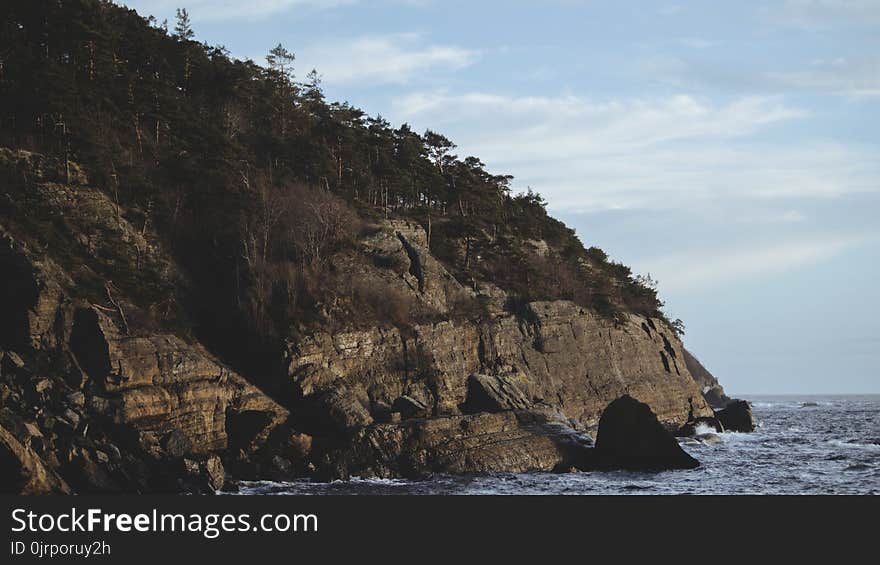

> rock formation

[
  {"left": 683, "top": 349, "right": 730, "bottom": 409},
  {"left": 592, "top": 395, "right": 700, "bottom": 470},
  {"left": 0, "top": 156, "right": 289, "bottom": 493},
  {"left": 0, "top": 149, "right": 732, "bottom": 492},
  {"left": 715, "top": 400, "right": 756, "bottom": 433}
]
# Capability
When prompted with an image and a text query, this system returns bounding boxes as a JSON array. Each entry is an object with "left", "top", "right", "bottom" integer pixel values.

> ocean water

[{"left": 237, "top": 395, "right": 880, "bottom": 495}]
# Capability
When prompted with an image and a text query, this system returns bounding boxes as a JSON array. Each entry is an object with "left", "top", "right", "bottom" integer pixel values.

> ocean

[{"left": 236, "top": 395, "right": 880, "bottom": 495}]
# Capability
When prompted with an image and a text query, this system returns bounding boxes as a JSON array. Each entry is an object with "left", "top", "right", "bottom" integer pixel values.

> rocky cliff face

[
  {"left": 286, "top": 221, "right": 714, "bottom": 478},
  {"left": 1, "top": 152, "right": 289, "bottom": 493},
  {"left": 1, "top": 150, "right": 722, "bottom": 491},
  {"left": 683, "top": 349, "right": 730, "bottom": 409}
]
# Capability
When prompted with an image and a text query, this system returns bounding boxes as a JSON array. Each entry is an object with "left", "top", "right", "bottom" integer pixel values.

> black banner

[{"left": 0, "top": 495, "right": 875, "bottom": 562}]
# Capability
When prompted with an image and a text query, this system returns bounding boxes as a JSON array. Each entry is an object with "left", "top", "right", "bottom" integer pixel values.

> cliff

[
  {"left": 286, "top": 220, "right": 713, "bottom": 478},
  {"left": 1, "top": 152, "right": 715, "bottom": 489},
  {"left": 0, "top": 152, "right": 289, "bottom": 492}
]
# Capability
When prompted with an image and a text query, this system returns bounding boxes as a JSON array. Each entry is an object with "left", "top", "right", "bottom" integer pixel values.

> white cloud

[
  {"left": 676, "top": 37, "right": 721, "bottom": 49},
  {"left": 764, "top": 0, "right": 880, "bottom": 30},
  {"left": 297, "top": 33, "right": 479, "bottom": 85},
  {"left": 766, "top": 57, "right": 880, "bottom": 98},
  {"left": 389, "top": 91, "right": 876, "bottom": 211},
  {"left": 637, "top": 235, "right": 873, "bottom": 291},
  {"left": 737, "top": 209, "right": 807, "bottom": 224},
  {"left": 393, "top": 92, "right": 803, "bottom": 147}
]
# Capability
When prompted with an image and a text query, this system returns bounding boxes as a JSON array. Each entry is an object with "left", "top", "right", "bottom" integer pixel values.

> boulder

[
  {"left": 205, "top": 455, "right": 225, "bottom": 491},
  {"left": 0, "top": 425, "right": 70, "bottom": 494},
  {"left": 287, "top": 432, "right": 313, "bottom": 460},
  {"left": 2, "top": 351, "right": 25, "bottom": 370},
  {"left": 318, "top": 386, "right": 373, "bottom": 433},
  {"left": 461, "top": 373, "right": 532, "bottom": 413},
  {"left": 715, "top": 399, "right": 756, "bottom": 433},
  {"left": 392, "top": 395, "right": 430, "bottom": 419},
  {"left": 161, "top": 429, "right": 193, "bottom": 459},
  {"left": 60, "top": 446, "right": 121, "bottom": 493},
  {"left": 591, "top": 395, "right": 700, "bottom": 470}
]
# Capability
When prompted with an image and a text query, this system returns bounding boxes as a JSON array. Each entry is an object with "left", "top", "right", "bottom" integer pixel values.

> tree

[
  {"left": 173, "top": 8, "right": 193, "bottom": 41},
  {"left": 266, "top": 44, "right": 296, "bottom": 136},
  {"left": 423, "top": 130, "right": 456, "bottom": 173},
  {"left": 266, "top": 43, "right": 295, "bottom": 82}
]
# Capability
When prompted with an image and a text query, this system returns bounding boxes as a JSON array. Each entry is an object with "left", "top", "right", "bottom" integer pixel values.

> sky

[{"left": 122, "top": 0, "right": 880, "bottom": 395}]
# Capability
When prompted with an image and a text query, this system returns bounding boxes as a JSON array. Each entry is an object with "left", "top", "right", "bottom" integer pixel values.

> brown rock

[
  {"left": 391, "top": 395, "right": 429, "bottom": 419},
  {"left": 462, "top": 373, "right": 532, "bottom": 413},
  {"left": 70, "top": 306, "right": 288, "bottom": 457},
  {"left": 319, "top": 410, "right": 593, "bottom": 480},
  {"left": 683, "top": 348, "right": 730, "bottom": 409},
  {"left": 0, "top": 425, "right": 70, "bottom": 494},
  {"left": 287, "top": 433, "right": 313, "bottom": 459},
  {"left": 205, "top": 455, "right": 225, "bottom": 491},
  {"left": 288, "top": 304, "right": 712, "bottom": 436},
  {"left": 317, "top": 386, "right": 373, "bottom": 434}
]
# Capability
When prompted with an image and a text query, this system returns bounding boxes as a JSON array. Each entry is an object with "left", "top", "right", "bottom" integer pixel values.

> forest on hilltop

[{"left": 0, "top": 0, "right": 680, "bottom": 370}]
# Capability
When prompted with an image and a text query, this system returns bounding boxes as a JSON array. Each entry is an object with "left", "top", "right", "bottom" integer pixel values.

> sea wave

[{"left": 828, "top": 439, "right": 880, "bottom": 451}]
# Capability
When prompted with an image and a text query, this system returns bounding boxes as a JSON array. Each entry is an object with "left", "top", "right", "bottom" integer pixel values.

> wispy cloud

[
  {"left": 676, "top": 37, "right": 721, "bottom": 49},
  {"left": 636, "top": 52, "right": 880, "bottom": 99},
  {"left": 389, "top": 91, "right": 869, "bottom": 210},
  {"left": 763, "top": 0, "right": 880, "bottom": 30},
  {"left": 765, "top": 57, "right": 880, "bottom": 98},
  {"left": 298, "top": 33, "right": 479, "bottom": 85},
  {"left": 638, "top": 235, "right": 874, "bottom": 291}
]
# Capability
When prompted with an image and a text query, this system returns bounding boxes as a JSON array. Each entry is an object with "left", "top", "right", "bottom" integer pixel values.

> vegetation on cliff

[{"left": 0, "top": 0, "right": 678, "bottom": 373}]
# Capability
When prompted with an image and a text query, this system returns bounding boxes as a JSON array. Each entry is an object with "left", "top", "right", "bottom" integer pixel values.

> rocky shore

[{"left": 0, "top": 150, "right": 753, "bottom": 493}]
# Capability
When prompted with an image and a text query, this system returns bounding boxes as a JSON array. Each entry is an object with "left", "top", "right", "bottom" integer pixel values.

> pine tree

[{"left": 173, "top": 8, "right": 194, "bottom": 41}]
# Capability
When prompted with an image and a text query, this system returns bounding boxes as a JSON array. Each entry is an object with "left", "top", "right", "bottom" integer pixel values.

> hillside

[{"left": 0, "top": 0, "right": 724, "bottom": 492}]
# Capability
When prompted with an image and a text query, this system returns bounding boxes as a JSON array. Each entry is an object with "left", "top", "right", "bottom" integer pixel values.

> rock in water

[
  {"left": 592, "top": 395, "right": 700, "bottom": 470},
  {"left": 715, "top": 399, "right": 756, "bottom": 432},
  {"left": 676, "top": 416, "right": 724, "bottom": 437}
]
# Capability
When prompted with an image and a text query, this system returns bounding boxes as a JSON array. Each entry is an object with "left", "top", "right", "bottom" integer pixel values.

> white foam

[
  {"left": 694, "top": 423, "right": 718, "bottom": 436},
  {"left": 828, "top": 439, "right": 880, "bottom": 451}
]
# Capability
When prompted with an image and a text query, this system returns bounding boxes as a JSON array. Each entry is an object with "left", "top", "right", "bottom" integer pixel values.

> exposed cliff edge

[
  {"left": 0, "top": 150, "right": 724, "bottom": 490},
  {"left": 683, "top": 349, "right": 731, "bottom": 409}
]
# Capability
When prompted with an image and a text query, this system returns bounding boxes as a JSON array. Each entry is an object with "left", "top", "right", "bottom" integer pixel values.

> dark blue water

[{"left": 237, "top": 395, "right": 880, "bottom": 495}]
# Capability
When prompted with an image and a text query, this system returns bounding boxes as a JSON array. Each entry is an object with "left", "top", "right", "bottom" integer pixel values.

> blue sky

[{"left": 123, "top": 0, "right": 879, "bottom": 394}]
